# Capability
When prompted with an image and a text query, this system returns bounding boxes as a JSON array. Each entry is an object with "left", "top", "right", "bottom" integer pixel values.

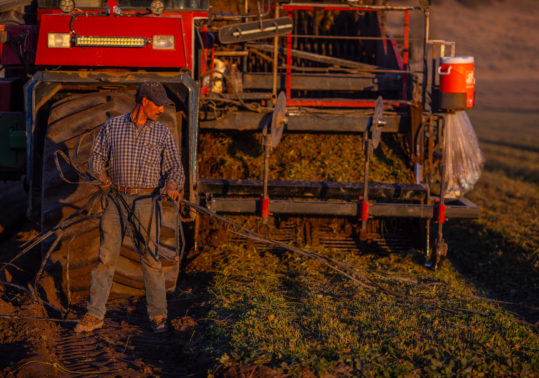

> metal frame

[
  {"left": 281, "top": 3, "right": 414, "bottom": 103},
  {"left": 200, "top": 109, "right": 409, "bottom": 132},
  {"left": 203, "top": 197, "right": 479, "bottom": 219},
  {"left": 196, "top": 2, "right": 480, "bottom": 227},
  {"left": 198, "top": 179, "right": 427, "bottom": 200}
]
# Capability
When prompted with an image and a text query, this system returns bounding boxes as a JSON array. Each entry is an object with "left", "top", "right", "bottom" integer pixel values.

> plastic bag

[{"left": 443, "top": 111, "right": 485, "bottom": 198}]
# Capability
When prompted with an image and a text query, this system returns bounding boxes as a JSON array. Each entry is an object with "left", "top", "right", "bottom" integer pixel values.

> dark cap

[{"left": 136, "top": 81, "right": 173, "bottom": 106}]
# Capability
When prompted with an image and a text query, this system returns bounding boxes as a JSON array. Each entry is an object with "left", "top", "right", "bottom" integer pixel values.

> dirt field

[{"left": 0, "top": 0, "right": 538, "bottom": 376}]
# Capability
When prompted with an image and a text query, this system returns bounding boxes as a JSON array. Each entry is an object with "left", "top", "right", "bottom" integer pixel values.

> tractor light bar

[
  {"left": 74, "top": 35, "right": 148, "bottom": 48},
  {"left": 152, "top": 35, "right": 175, "bottom": 50},
  {"left": 47, "top": 33, "right": 71, "bottom": 48}
]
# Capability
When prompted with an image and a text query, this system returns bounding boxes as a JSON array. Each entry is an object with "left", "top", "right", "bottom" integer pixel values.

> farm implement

[{"left": 0, "top": 0, "right": 481, "bottom": 296}]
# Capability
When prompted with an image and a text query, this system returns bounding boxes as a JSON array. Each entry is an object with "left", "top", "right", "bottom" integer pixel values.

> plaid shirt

[{"left": 90, "top": 113, "right": 184, "bottom": 189}]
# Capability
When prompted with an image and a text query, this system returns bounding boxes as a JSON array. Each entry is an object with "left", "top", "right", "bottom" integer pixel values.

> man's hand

[
  {"left": 97, "top": 174, "right": 111, "bottom": 191},
  {"left": 165, "top": 182, "right": 182, "bottom": 203}
]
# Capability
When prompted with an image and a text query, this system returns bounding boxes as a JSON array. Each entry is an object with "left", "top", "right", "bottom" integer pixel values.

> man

[{"left": 75, "top": 81, "right": 184, "bottom": 334}]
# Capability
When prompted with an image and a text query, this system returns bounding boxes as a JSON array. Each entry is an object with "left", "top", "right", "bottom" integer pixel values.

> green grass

[
  {"left": 188, "top": 108, "right": 539, "bottom": 376},
  {"left": 198, "top": 245, "right": 537, "bottom": 376},
  {"left": 445, "top": 109, "right": 539, "bottom": 308}
]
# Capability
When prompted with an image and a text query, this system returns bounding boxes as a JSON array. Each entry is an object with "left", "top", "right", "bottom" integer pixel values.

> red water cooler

[{"left": 438, "top": 56, "right": 475, "bottom": 110}]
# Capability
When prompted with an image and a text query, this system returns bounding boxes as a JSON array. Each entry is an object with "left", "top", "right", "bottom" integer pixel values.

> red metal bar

[
  {"left": 198, "top": 31, "right": 208, "bottom": 80},
  {"left": 0, "top": 26, "right": 3, "bottom": 63},
  {"left": 206, "top": 47, "right": 215, "bottom": 94},
  {"left": 286, "top": 99, "right": 403, "bottom": 108},
  {"left": 436, "top": 203, "right": 446, "bottom": 224},
  {"left": 286, "top": 10, "right": 293, "bottom": 98},
  {"left": 261, "top": 195, "right": 270, "bottom": 218},
  {"left": 402, "top": 10, "right": 410, "bottom": 100},
  {"left": 403, "top": 11, "right": 410, "bottom": 67},
  {"left": 360, "top": 198, "right": 370, "bottom": 221},
  {"left": 200, "top": 45, "right": 212, "bottom": 95}
]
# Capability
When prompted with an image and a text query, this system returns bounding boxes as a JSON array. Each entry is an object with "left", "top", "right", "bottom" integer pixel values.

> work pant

[{"left": 87, "top": 193, "right": 167, "bottom": 320}]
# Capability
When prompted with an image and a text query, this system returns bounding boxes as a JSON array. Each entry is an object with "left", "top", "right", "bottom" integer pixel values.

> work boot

[
  {"left": 149, "top": 315, "right": 168, "bottom": 334},
  {"left": 74, "top": 313, "right": 104, "bottom": 333}
]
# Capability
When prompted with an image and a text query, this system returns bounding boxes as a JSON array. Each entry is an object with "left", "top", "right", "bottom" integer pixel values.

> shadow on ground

[
  {"left": 445, "top": 219, "right": 538, "bottom": 326},
  {"left": 0, "top": 341, "right": 30, "bottom": 370}
]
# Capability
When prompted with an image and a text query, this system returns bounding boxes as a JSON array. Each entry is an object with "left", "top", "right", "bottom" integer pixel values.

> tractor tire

[{"left": 42, "top": 91, "right": 181, "bottom": 298}]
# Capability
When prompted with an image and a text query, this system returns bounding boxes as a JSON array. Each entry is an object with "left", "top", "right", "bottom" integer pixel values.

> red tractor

[{"left": 0, "top": 0, "right": 479, "bottom": 297}]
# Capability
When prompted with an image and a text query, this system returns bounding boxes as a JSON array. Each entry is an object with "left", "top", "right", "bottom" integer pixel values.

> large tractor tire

[{"left": 42, "top": 91, "right": 181, "bottom": 298}]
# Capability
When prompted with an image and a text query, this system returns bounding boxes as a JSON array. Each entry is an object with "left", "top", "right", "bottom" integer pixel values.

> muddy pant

[{"left": 87, "top": 193, "right": 167, "bottom": 320}]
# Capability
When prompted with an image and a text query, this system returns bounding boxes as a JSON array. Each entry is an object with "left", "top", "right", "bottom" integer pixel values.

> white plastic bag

[{"left": 443, "top": 111, "right": 485, "bottom": 198}]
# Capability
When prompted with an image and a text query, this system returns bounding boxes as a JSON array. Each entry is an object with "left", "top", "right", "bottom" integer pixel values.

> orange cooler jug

[{"left": 438, "top": 56, "right": 475, "bottom": 110}]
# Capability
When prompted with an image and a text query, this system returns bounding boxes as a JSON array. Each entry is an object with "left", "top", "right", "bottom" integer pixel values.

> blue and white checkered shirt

[{"left": 90, "top": 113, "right": 184, "bottom": 189}]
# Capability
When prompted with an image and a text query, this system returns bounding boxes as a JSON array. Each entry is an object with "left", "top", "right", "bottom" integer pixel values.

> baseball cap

[{"left": 136, "top": 81, "right": 174, "bottom": 106}]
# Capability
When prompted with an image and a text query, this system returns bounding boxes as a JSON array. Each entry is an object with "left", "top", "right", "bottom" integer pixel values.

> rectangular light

[
  {"left": 47, "top": 33, "right": 71, "bottom": 48},
  {"left": 152, "top": 35, "right": 175, "bottom": 50},
  {"left": 74, "top": 36, "right": 147, "bottom": 48}
]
